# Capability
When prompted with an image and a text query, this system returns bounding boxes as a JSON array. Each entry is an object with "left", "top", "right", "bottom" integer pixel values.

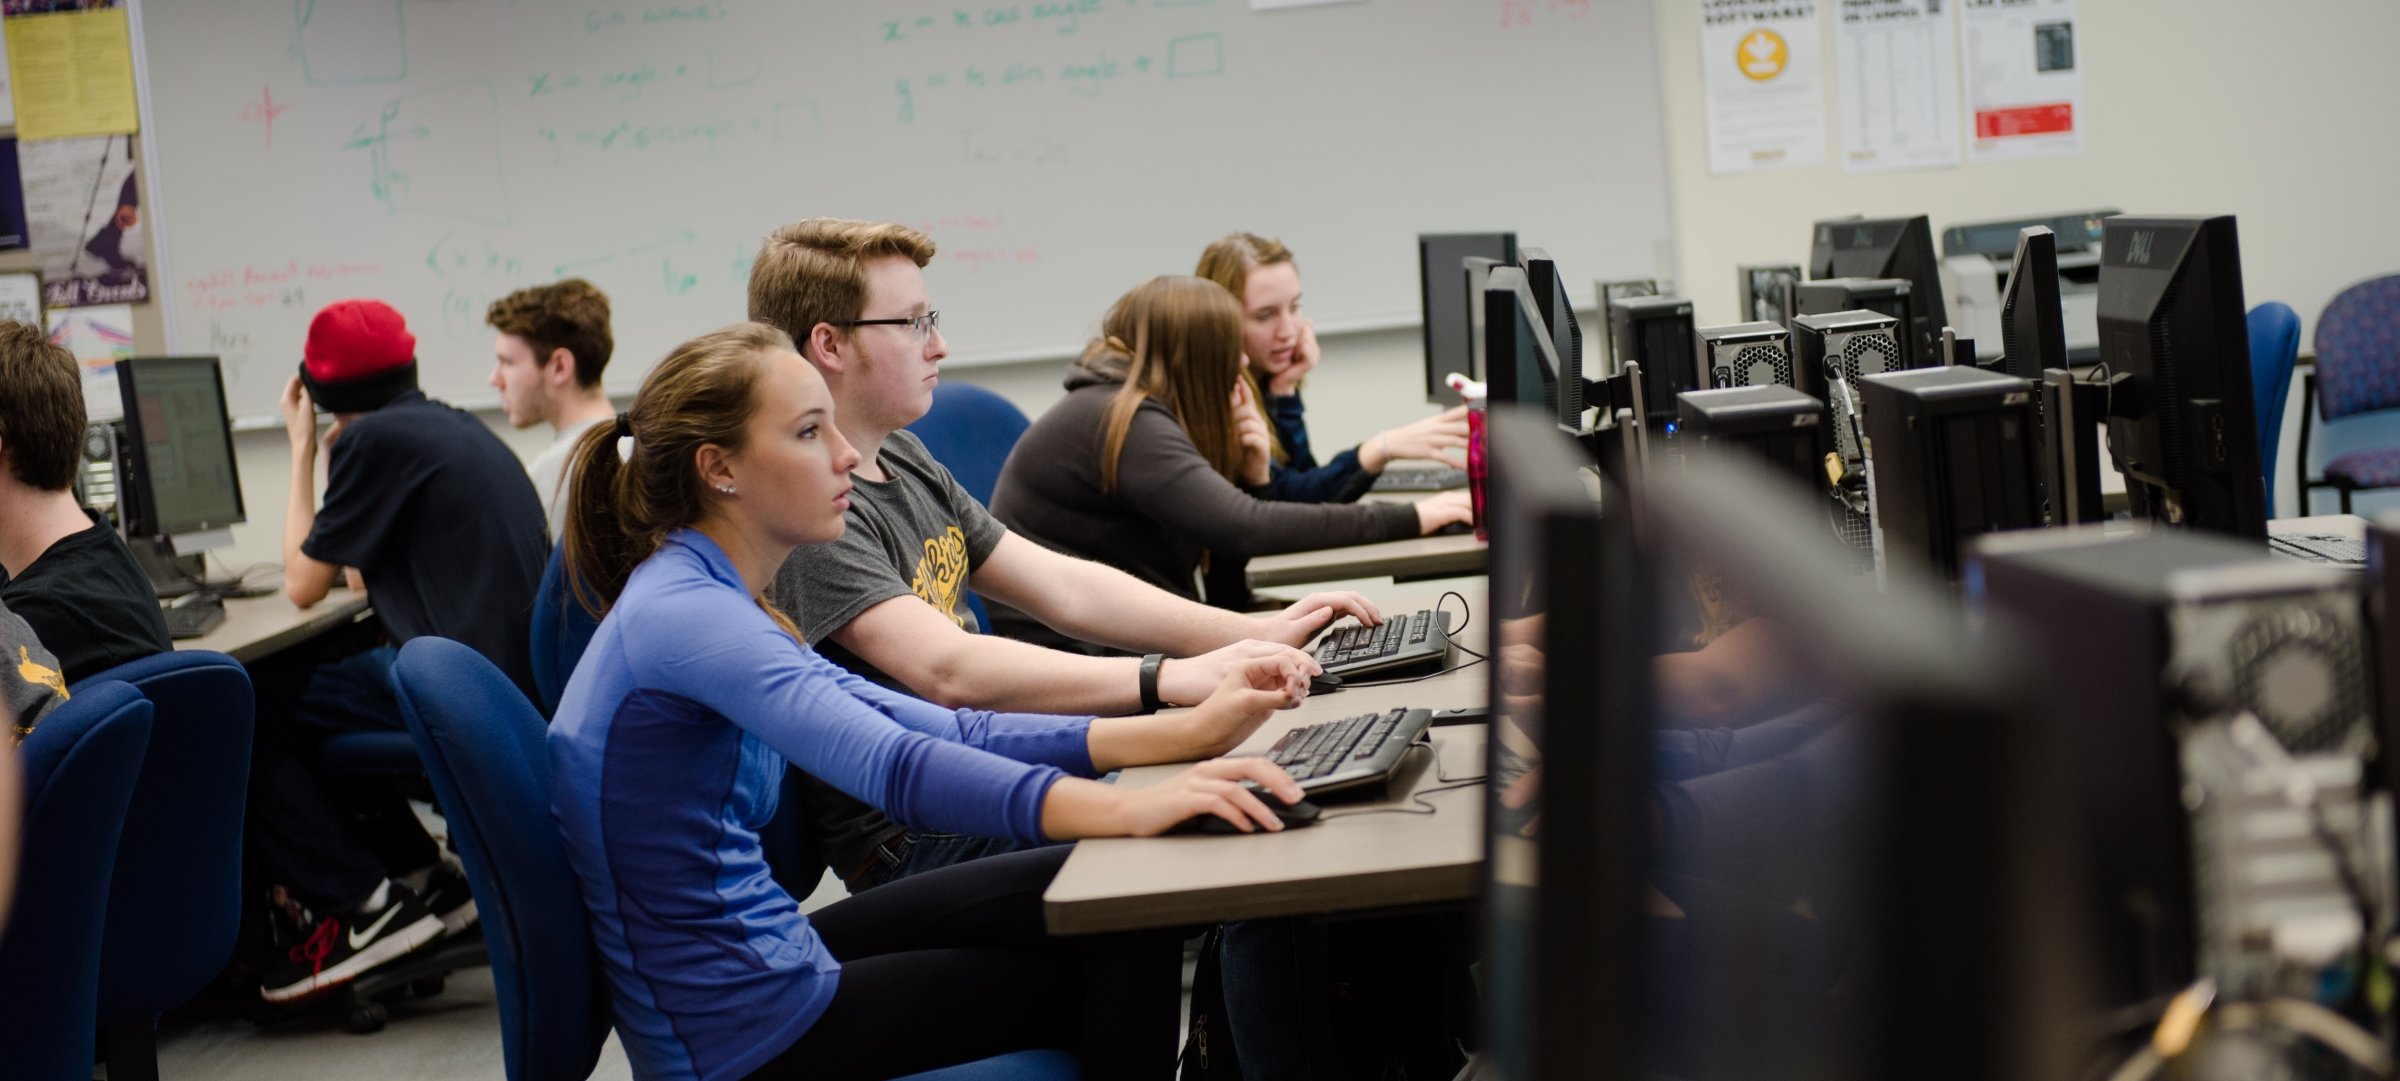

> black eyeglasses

[{"left": 831, "top": 311, "right": 940, "bottom": 340}]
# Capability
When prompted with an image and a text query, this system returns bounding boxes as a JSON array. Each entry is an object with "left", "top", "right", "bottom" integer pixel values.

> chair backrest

[
  {"left": 907, "top": 382, "right": 1033, "bottom": 506},
  {"left": 531, "top": 545, "right": 602, "bottom": 718},
  {"left": 2248, "top": 301, "right": 2302, "bottom": 516},
  {"left": 0, "top": 682, "right": 151, "bottom": 1081},
  {"left": 391, "top": 637, "right": 608, "bottom": 1081},
  {"left": 2313, "top": 274, "right": 2400, "bottom": 422},
  {"left": 73, "top": 651, "right": 255, "bottom": 1025}
]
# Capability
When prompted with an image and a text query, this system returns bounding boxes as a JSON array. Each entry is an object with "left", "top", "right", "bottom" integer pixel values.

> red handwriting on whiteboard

[
  {"left": 239, "top": 85, "right": 293, "bottom": 150},
  {"left": 185, "top": 260, "right": 387, "bottom": 312},
  {"left": 947, "top": 247, "right": 1039, "bottom": 273}
]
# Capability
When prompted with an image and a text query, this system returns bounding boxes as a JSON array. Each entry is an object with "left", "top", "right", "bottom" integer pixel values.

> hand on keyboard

[
  {"left": 1252, "top": 590, "right": 1385, "bottom": 649},
  {"left": 1174, "top": 653, "right": 1311, "bottom": 760}
]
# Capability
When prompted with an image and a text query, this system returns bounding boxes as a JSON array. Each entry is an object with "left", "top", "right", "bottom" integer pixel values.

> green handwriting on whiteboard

[
  {"left": 890, "top": 32, "right": 1218, "bottom": 116},
  {"left": 880, "top": 0, "right": 1108, "bottom": 43}
]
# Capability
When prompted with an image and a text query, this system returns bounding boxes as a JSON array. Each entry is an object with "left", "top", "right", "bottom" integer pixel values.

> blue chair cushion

[
  {"left": 315, "top": 729, "right": 422, "bottom": 774},
  {"left": 2324, "top": 447, "right": 2400, "bottom": 489},
  {"left": 2314, "top": 275, "right": 2400, "bottom": 421}
]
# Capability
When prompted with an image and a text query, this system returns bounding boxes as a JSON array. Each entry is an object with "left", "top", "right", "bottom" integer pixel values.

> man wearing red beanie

[{"left": 247, "top": 297, "right": 548, "bottom": 1003}]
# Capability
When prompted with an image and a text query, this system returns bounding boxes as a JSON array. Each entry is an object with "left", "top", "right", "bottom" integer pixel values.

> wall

[{"left": 1654, "top": 0, "right": 2400, "bottom": 516}]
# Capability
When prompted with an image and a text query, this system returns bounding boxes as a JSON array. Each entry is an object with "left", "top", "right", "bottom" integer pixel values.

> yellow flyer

[{"left": 4, "top": 8, "right": 139, "bottom": 140}]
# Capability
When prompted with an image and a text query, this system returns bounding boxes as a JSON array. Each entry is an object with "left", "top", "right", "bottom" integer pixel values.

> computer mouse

[
  {"left": 1170, "top": 782, "right": 1323, "bottom": 835},
  {"left": 1308, "top": 672, "right": 1344, "bottom": 695},
  {"left": 1432, "top": 520, "right": 1476, "bottom": 536}
]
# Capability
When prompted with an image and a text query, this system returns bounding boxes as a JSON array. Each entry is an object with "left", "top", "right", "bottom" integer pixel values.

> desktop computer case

[
  {"left": 1973, "top": 528, "right": 2388, "bottom": 1004},
  {"left": 1696, "top": 321, "right": 1794, "bottom": 391}
]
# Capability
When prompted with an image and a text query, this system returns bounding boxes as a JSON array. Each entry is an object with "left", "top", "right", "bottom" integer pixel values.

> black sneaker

[
  {"left": 420, "top": 862, "right": 479, "bottom": 937},
  {"left": 258, "top": 886, "right": 444, "bottom": 1003}
]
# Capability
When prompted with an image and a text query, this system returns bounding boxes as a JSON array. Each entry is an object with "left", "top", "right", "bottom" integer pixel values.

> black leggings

[{"left": 743, "top": 846, "right": 1181, "bottom": 1081}]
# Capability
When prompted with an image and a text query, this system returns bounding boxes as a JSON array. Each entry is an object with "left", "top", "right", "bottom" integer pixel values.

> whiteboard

[{"left": 138, "top": 0, "right": 1673, "bottom": 422}]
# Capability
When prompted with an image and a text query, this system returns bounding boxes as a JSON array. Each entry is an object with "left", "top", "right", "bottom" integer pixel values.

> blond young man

[{"left": 749, "top": 218, "right": 1380, "bottom": 888}]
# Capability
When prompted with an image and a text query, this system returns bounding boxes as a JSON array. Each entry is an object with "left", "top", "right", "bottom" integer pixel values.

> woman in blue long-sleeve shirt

[{"left": 549, "top": 322, "right": 1311, "bottom": 1081}]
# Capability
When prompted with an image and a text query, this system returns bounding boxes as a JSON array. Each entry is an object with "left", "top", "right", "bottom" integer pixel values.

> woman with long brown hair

[
  {"left": 1196, "top": 232, "right": 1471, "bottom": 503},
  {"left": 988, "top": 277, "right": 1471, "bottom": 643},
  {"left": 549, "top": 321, "right": 1312, "bottom": 1081}
]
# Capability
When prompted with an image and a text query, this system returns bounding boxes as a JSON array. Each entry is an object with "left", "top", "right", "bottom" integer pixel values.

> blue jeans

[
  {"left": 1219, "top": 919, "right": 1341, "bottom": 1081},
  {"left": 250, "top": 643, "right": 438, "bottom": 910}
]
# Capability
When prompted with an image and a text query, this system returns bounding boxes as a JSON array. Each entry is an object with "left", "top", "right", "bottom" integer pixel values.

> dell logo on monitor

[{"left": 2126, "top": 230, "right": 2156, "bottom": 266}]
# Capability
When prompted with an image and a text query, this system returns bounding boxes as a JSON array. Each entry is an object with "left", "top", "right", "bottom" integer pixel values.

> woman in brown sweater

[{"left": 989, "top": 277, "right": 1470, "bottom": 644}]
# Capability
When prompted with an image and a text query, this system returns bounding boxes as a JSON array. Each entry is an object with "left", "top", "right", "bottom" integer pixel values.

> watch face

[{"left": 83, "top": 424, "right": 114, "bottom": 462}]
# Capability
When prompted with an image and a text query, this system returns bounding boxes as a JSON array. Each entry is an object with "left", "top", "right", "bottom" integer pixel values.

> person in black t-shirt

[
  {"left": 244, "top": 298, "right": 548, "bottom": 1004},
  {"left": 0, "top": 320, "right": 170, "bottom": 684}
]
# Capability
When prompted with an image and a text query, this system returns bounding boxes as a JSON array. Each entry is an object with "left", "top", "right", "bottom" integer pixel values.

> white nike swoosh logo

[{"left": 349, "top": 903, "right": 405, "bottom": 950}]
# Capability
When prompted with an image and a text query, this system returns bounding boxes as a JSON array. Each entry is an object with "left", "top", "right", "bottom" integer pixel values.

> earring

[{"left": 716, "top": 484, "right": 737, "bottom": 496}]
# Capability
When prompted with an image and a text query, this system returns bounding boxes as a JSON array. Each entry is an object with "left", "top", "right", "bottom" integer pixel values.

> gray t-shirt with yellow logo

[{"left": 767, "top": 429, "right": 1012, "bottom": 877}]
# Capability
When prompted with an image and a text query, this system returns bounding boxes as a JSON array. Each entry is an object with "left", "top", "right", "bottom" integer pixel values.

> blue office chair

[
  {"left": 2249, "top": 301, "right": 2301, "bottom": 517},
  {"left": 390, "top": 637, "right": 1077, "bottom": 1081},
  {"left": 906, "top": 382, "right": 1033, "bottom": 634},
  {"left": 531, "top": 545, "right": 601, "bottom": 718},
  {"left": 0, "top": 682, "right": 152, "bottom": 1081},
  {"left": 70, "top": 651, "right": 254, "bottom": 1081},
  {"left": 2299, "top": 274, "right": 2400, "bottom": 513}
]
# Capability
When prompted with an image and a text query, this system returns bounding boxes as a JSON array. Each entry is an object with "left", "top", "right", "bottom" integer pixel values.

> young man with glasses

[{"left": 748, "top": 218, "right": 1380, "bottom": 890}]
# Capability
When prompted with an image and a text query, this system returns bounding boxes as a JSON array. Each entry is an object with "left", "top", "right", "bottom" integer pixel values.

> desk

[
  {"left": 1247, "top": 532, "right": 1486, "bottom": 590},
  {"left": 179, "top": 589, "right": 372, "bottom": 663},
  {"left": 1046, "top": 578, "right": 1490, "bottom": 935}
]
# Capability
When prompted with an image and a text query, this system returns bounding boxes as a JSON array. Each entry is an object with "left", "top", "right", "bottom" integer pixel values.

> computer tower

[
  {"left": 1789, "top": 309, "right": 1902, "bottom": 474},
  {"left": 1971, "top": 529, "right": 2385, "bottom": 1006},
  {"left": 1794, "top": 278, "right": 1922, "bottom": 368},
  {"left": 1696, "top": 321, "right": 1795, "bottom": 391},
  {"left": 1606, "top": 295, "right": 1697, "bottom": 428},
  {"left": 1676, "top": 385, "right": 1825, "bottom": 492},
  {"left": 1858, "top": 366, "right": 2041, "bottom": 582}
]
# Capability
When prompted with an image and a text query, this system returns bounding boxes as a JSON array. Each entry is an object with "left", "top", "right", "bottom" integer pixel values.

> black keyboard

[
  {"left": 1260, "top": 707, "right": 1434, "bottom": 798},
  {"left": 1313, "top": 609, "right": 1452, "bottom": 679},
  {"left": 162, "top": 598, "right": 226, "bottom": 639},
  {"left": 2267, "top": 532, "right": 2368, "bottom": 566},
  {"left": 1370, "top": 465, "right": 1469, "bottom": 493}
]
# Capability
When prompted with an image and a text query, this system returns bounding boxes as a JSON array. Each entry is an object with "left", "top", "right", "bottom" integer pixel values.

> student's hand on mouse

[
  {"left": 1253, "top": 591, "right": 1384, "bottom": 647},
  {"left": 1178, "top": 653, "right": 1311, "bottom": 758},
  {"left": 1120, "top": 757, "right": 1305, "bottom": 836},
  {"left": 279, "top": 376, "right": 318, "bottom": 454},
  {"left": 1265, "top": 318, "right": 1320, "bottom": 398},
  {"left": 1413, "top": 490, "right": 1475, "bottom": 535},
  {"left": 1231, "top": 379, "right": 1273, "bottom": 487},
  {"left": 1160, "top": 639, "right": 1313, "bottom": 708},
  {"left": 1361, "top": 406, "right": 1472, "bottom": 473}
]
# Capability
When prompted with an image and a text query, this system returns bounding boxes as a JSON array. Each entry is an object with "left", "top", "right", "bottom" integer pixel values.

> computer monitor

[
  {"left": 1737, "top": 263, "right": 1802, "bottom": 326},
  {"left": 1998, "top": 227, "right": 2067, "bottom": 384},
  {"left": 1482, "top": 267, "right": 1567, "bottom": 426},
  {"left": 114, "top": 356, "right": 244, "bottom": 544},
  {"left": 1481, "top": 423, "right": 2047, "bottom": 1081},
  {"left": 1419, "top": 232, "right": 1518, "bottom": 402},
  {"left": 1607, "top": 295, "right": 1697, "bottom": 430},
  {"left": 1859, "top": 366, "right": 2043, "bottom": 582},
  {"left": 2097, "top": 214, "right": 2266, "bottom": 539},
  {"left": 1523, "top": 251, "right": 1586, "bottom": 431},
  {"left": 1808, "top": 214, "right": 1950, "bottom": 376},
  {"left": 1793, "top": 278, "right": 1920, "bottom": 368}
]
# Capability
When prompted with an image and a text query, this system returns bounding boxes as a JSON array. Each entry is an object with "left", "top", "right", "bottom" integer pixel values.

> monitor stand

[{"left": 130, "top": 530, "right": 260, "bottom": 599}]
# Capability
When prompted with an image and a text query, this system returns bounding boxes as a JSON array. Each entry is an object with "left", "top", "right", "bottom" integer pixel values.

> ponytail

[{"left": 559, "top": 322, "right": 796, "bottom": 622}]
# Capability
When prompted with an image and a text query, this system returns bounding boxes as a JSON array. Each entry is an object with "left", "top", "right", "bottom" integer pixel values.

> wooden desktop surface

[
  {"left": 1045, "top": 577, "right": 1491, "bottom": 935},
  {"left": 1246, "top": 531, "right": 1486, "bottom": 590},
  {"left": 179, "top": 588, "right": 372, "bottom": 663}
]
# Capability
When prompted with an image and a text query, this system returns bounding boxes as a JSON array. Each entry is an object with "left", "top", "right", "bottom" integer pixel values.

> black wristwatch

[{"left": 1137, "top": 654, "right": 1166, "bottom": 713}]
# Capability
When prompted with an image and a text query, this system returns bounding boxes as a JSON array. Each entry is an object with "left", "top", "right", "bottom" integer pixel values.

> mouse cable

[{"left": 1317, "top": 738, "right": 1486, "bottom": 820}]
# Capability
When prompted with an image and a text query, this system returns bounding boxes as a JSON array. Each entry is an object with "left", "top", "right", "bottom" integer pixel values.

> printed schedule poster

[
  {"left": 1835, "top": 0, "right": 1961, "bottom": 173},
  {"left": 1961, "top": 0, "right": 2082, "bottom": 162},
  {"left": 22, "top": 133, "right": 146, "bottom": 308},
  {"left": 1702, "top": 0, "right": 1828, "bottom": 175}
]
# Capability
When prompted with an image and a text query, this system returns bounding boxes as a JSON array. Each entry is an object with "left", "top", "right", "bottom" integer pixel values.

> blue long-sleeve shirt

[
  {"left": 1252, "top": 392, "right": 1374, "bottom": 504},
  {"left": 549, "top": 530, "right": 1097, "bottom": 1081}
]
